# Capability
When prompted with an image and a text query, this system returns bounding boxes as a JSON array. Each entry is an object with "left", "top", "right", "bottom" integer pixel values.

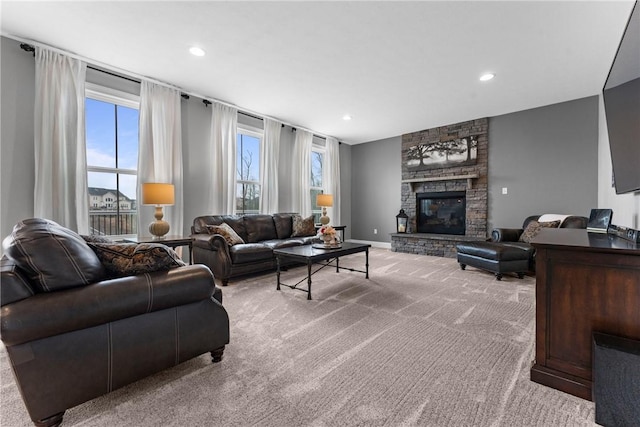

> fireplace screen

[{"left": 416, "top": 191, "right": 466, "bottom": 235}]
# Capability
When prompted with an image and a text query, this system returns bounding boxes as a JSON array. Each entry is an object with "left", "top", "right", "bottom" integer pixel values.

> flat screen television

[{"left": 603, "top": 1, "right": 640, "bottom": 195}]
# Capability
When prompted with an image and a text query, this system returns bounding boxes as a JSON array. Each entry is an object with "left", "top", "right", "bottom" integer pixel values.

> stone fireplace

[{"left": 391, "top": 118, "right": 488, "bottom": 258}]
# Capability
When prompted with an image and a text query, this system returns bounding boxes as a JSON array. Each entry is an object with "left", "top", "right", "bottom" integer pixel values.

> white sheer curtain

[
  {"left": 260, "top": 118, "right": 282, "bottom": 214},
  {"left": 33, "top": 48, "right": 89, "bottom": 233},
  {"left": 209, "top": 102, "right": 238, "bottom": 214},
  {"left": 291, "top": 129, "right": 313, "bottom": 217},
  {"left": 137, "top": 81, "right": 183, "bottom": 238},
  {"left": 324, "top": 137, "right": 341, "bottom": 226}
]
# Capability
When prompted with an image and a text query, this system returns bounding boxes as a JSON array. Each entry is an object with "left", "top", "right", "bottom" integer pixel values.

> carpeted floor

[{"left": 1, "top": 248, "right": 597, "bottom": 426}]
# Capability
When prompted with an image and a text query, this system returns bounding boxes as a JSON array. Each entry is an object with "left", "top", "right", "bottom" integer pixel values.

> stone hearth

[{"left": 392, "top": 118, "right": 488, "bottom": 258}]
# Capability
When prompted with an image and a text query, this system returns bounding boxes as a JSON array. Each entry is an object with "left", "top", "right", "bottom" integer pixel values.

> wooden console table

[{"left": 530, "top": 228, "right": 640, "bottom": 400}]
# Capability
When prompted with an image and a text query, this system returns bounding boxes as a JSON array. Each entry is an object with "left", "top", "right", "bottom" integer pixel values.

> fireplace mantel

[{"left": 401, "top": 173, "right": 478, "bottom": 191}]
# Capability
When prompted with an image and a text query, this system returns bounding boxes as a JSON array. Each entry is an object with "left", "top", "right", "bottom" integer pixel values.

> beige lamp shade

[
  {"left": 142, "top": 183, "right": 175, "bottom": 206},
  {"left": 316, "top": 194, "right": 333, "bottom": 207}
]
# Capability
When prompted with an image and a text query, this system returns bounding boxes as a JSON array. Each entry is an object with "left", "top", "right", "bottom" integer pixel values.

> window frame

[
  {"left": 235, "top": 124, "right": 263, "bottom": 215},
  {"left": 310, "top": 142, "right": 326, "bottom": 222},
  {"left": 85, "top": 83, "right": 140, "bottom": 237}
]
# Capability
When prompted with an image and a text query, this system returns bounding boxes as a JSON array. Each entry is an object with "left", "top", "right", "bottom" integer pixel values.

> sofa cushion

[
  {"left": 88, "top": 242, "right": 186, "bottom": 278},
  {"left": 273, "top": 213, "right": 294, "bottom": 239},
  {"left": 206, "top": 223, "right": 245, "bottom": 246},
  {"left": 291, "top": 214, "right": 315, "bottom": 237},
  {"left": 244, "top": 215, "right": 278, "bottom": 243},
  {"left": 229, "top": 243, "right": 273, "bottom": 264},
  {"left": 222, "top": 216, "right": 249, "bottom": 242},
  {"left": 2, "top": 218, "right": 106, "bottom": 292},
  {"left": 519, "top": 220, "right": 561, "bottom": 243},
  {"left": 261, "top": 239, "right": 303, "bottom": 250}
]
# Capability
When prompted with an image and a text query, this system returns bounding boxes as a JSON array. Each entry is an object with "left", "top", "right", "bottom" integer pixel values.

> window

[
  {"left": 310, "top": 147, "right": 324, "bottom": 223},
  {"left": 85, "top": 84, "right": 139, "bottom": 236},
  {"left": 236, "top": 127, "right": 261, "bottom": 214}
]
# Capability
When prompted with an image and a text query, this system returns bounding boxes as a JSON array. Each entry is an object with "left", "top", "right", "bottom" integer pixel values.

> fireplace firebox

[{"left": 416, "top": 191, "right": 466, "bottom": 235}]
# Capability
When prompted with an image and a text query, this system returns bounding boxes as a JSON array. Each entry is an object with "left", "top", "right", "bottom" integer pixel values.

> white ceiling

[{"left": 1, "top": 1, "right": 636, "bottom": 144}]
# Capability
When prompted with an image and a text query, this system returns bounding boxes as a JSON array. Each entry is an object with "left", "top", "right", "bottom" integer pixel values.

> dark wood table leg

[
  {"left": 336, "top": 256, "right": 339, "bottom": 273},
  {"left": 188, "top": 242, "right": 193, "bottom": 265},
  {"left": 365, "top": 248, "right": 369, "bottom": 279},
  {"left": 276, "top": 256, "right": 281, "bottom": 291},
  {"left": 307, "top": 260, "right": 312, "bottom": 300}
]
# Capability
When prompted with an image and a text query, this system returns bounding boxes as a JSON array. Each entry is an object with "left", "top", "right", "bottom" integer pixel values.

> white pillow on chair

[{"left": 537, "top": 214, "right": 571, "bottom": 227}]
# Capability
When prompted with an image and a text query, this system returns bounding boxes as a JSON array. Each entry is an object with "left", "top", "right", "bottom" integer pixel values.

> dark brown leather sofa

[
  {"left": 191, "top": 213, "right": 317, "bottom": 286},
  {"left": 1, "top": 219, "right": 230, "bottom": 427}
]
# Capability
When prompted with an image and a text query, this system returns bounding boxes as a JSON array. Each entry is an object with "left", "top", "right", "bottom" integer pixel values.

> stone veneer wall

[{"left": 392, "top": 118, "right": 489, "bottom": 257}]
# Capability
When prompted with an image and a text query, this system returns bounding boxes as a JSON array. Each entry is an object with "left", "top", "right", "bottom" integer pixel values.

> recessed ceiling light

[
  {"left": 189, "top": 46, "right": 206, "bottom": 57},
  {"left": 342, "top": 114, "right": 352, "bottom": 121},
  {"left": 479, "top": 73, "right": 495, "bottom": 81}
]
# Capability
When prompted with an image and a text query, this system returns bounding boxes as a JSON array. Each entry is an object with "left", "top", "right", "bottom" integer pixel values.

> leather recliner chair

[{"left": 1, "top": 219, "right": 230, "bottom": 427}]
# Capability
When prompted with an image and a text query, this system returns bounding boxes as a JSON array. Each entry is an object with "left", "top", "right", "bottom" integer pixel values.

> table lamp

[
  {"left": 316, "top": 194, "right": 333, "bottom": 226},
  {"left": 142, "top": 183, "right": 175, "bottom": 239}
]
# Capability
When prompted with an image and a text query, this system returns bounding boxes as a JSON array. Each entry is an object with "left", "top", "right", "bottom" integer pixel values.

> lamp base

[
  {"left": 149, "top": 206, "right": 170, "bottom": 239},
  {"left": 320, "top": 206, "right": 330, "bottom": 226},
  {"left": 149, "top": 220, "right": 170, "bottom": 239}
]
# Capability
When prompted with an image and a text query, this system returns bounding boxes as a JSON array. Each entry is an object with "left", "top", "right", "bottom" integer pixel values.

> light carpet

[{"left": 1, "top": 248, "right": 597, "bottom": 426}]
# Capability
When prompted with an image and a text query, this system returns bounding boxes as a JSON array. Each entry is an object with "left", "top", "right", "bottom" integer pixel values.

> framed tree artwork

[{"left": 405, "top": 135, "right": 478, "bottom": 170}]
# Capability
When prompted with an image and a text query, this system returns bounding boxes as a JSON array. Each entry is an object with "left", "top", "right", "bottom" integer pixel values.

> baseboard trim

[{"left": 345, "top": 239, "right": 391, "bottom": 249}]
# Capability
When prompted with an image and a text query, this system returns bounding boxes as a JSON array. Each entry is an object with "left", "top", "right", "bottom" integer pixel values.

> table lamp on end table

[{"left": 142, "top": 183, "right": 175, "bottom": 239}]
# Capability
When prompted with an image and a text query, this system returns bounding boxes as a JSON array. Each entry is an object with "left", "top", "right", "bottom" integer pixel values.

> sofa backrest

[
  {"left": 244, "top": 214, "right": 278, "bottom": 243},
  {"left": 193, "top": 213, "right": 297, "bottom": 242},
  {"left": 192, "top": 215, "right": 249, "bottom": 242},
  {"left": 2, "top": 218, "right": 106, "bottom": 293}
]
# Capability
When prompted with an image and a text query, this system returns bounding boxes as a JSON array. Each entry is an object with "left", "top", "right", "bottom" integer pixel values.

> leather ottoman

[{"left": 456, "top": 241, "right": 533, "bottom": 280}]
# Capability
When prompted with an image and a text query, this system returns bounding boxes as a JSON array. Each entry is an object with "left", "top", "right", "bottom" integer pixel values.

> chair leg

[
  {"left": 211, "top": 346, "right": 225, "bottom": 363},
  {"left": 495, "top": 273, "right": 503, "bottom": 281},
  {"left": 34, "top": 412, "right": 64, "bottom": 427},
  {"left": 460, "top": 264, "right": 466, "bottom": 270}
]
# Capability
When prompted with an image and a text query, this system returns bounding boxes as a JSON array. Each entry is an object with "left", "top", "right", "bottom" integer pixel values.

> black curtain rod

[{"left": 20, "top": 42, "right": 339, "bottom": 143}]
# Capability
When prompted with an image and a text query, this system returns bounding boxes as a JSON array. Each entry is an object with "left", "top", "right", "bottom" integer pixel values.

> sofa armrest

[
  {"left": 491, "top": 228, "right": 524, "bottom": 242},
  {"left": 1, "top": 264, "right": 217, "bottom": 346},
  {"left": 1, "top": 256, "right": 36, "bottom": 306},
  {"left": 192, "top": 233, "right": 229, "bottom": 251}
]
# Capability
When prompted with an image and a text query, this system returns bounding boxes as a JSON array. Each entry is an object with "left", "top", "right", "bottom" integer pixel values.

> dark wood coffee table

[{"left": 274, "top": 242, "right": 371, "bottom": 300}]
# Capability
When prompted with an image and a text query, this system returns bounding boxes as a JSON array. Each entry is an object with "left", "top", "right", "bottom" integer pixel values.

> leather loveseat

[
  {"left": 191, "top": 213, "right": 318, "bottom": 286},
  {"left": 1, "top": 218, "right": 230, "bottom": 427}
]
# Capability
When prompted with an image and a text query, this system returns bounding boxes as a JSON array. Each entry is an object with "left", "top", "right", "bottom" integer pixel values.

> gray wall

[
  {"left": 1, "top": 37, "right": 35, "bottom": 241},
  {"left": 488, "top": 96, "right": 599, "bottom": 230},
  {"left": 350, "top": 136, "right": 401, "bottom": 242}
]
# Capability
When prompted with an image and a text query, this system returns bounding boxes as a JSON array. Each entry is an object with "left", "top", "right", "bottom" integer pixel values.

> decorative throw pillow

[
  {"left": 291, "top": 214, "right": 316, "bottom": 237},
  {"left": 206, "top": 223, "right": 245, "bottom": 246},
  {"left": 88, "top": 242, "right": 186, "bottom": 278},
  {"left": 519, "top": 220, "right": 561, "bottom": 243}
]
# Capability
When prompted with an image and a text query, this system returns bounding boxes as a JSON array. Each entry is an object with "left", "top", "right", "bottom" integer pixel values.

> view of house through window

[
  {"left": 311, "top": 149, "right": 324, "bottom": 223},
  {"left": 236, "top": 128, "right": 261, "bottom": 214},
  {"left": 85, "top": 86, "right": 139, "bottom": 236}
]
